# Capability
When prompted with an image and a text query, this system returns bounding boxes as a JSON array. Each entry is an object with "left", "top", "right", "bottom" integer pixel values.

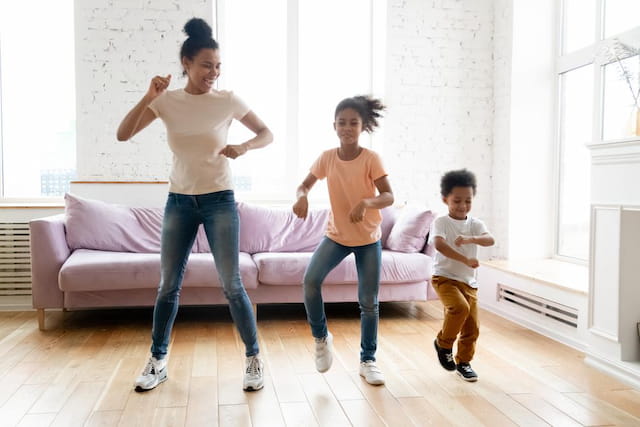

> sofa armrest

[{"left": 30, "top": 214, "right": 69, "bottom": 310}]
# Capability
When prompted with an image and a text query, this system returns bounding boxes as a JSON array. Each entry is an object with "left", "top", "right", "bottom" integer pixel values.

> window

[
  {"left": 557, "top": 65, "right": 593, "bottom": 260},
  {"left": 0, "top": 1, "right": 76, "bottom": 199},
  {"left": 556, "top": 0, "right": 640, "bottom": 261},
  {"left": 216, "top": 0, "right": 381, "bottom": 202}
]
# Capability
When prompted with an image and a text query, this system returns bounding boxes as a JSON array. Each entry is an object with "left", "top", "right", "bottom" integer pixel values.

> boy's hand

[
  {"left": 293, "top": 196, "right": 309, "bottom": 220},
  {"left": 465, "top": 257, "right": 480, "bottom": 268},
  {"left": 454, "top": 235, "right": 475, "bottom": 246}
]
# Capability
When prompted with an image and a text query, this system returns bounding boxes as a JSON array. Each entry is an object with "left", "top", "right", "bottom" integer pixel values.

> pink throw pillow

[
  {"left": 64, "top": 193, "right": 163, "bottom": 253},
  {"left": 386, "top": 207, "right": 435, "bottom": 253}
]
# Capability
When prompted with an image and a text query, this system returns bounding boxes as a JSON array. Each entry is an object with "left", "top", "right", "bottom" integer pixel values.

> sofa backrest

[
  {"left": 195, "top": 203, "right": 329, "bottom": 254},
  {"left": 63, "top": 193, "right": 434, "bottom": 255}
]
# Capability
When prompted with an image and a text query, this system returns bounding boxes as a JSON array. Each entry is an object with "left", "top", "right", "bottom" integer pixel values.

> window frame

[{"left": 554, "top": 0, "right": 640, "bottom": 263}]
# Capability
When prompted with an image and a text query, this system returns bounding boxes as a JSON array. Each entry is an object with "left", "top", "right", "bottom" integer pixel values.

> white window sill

[{"left": 482, "top": 258, "right": 589, "bottom": 295}]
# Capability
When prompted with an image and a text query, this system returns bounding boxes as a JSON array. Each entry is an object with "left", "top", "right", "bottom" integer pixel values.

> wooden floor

[{"left": 0, "top": 302, "right": 639, "bottom": 427}]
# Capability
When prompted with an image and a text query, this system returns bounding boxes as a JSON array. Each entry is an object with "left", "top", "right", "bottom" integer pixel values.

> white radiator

[
  {"left": 0, "top": 223, "right": 32, "bottom": 297},
  {"left": 497, "top": 284, "right": 578, "bottom": 328}
]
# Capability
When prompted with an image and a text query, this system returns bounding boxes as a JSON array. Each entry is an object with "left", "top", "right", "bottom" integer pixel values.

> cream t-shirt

[
  {"left": 310, "top": 148, "right": 387, "bottom": 247},
  {"left": 148, "top": 89, "right": 250, "bottom": 195}
]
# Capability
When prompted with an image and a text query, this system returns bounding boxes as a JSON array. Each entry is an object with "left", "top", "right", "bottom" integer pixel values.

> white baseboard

[
  {"left": 479, "top": 302, "right": 587, "bottom": 352},
  {"left": 584, "top": 353, "right": 640, "bottom": 390},
  {"left": 0, "top": 295, "right": 32, "bottom": 311}
]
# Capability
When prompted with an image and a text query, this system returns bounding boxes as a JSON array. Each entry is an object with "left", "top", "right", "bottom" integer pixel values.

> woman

[{"left": 117, "top": 17, "right": 272, "bottom": 392}]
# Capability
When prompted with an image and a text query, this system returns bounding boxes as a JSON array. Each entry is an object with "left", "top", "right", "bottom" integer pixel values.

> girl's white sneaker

[{"left": 359, "top": 360, "right": 385, "bottom": 385}]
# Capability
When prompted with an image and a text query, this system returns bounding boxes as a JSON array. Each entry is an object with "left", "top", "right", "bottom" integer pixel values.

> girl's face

[
  {"left": 334, "top": 108, "right": 364, "bottom": 146},
  {"left": 182, "top": 48, "right": 221, "bottom": 94}
]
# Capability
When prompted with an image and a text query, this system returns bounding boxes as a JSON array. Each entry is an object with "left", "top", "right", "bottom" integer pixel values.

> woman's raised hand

[{"left": 147, "top": 74, "right": 171, "bottom": 99}]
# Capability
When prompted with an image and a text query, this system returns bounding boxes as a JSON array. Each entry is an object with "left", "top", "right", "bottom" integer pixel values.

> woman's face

[
  {"left": 334, "top": 108, "right": 364, "bottom": 146},
  {"left": 183, "top": 48, "right": 221, "bottom": 94}
]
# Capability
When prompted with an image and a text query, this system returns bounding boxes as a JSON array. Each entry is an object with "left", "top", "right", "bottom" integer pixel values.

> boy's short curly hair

[{"left": 440, "top": 169, "right": 477, "bottom": 197}]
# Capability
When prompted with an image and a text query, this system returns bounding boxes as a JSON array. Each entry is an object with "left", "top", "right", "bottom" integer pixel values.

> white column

[{"left": 586, "top": 140, "right": 640, "bottom": 388}]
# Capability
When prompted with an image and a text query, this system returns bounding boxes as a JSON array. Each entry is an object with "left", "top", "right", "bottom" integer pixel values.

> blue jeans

[
  {"left": 303, "top": 237, "right": 382, "bottom": 362},
  {"left": 151, "top": 190, "right": 259, "bottom": 358}
]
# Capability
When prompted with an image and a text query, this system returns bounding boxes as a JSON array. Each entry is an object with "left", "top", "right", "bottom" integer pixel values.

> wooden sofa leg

[
  {"left": 37, "top": 309, "right": 45, "bottom": 331},
  {"left": 253, "top": 303, "right": 258, "bottom": 319}
]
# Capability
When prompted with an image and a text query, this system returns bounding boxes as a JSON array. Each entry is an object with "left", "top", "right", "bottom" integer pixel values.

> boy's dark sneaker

[
  {"left": 456, "top": 363, "right": 478, "bottom": 382},
  {"left": 433, "top": 339, "right": 456, "bottom": 371}
]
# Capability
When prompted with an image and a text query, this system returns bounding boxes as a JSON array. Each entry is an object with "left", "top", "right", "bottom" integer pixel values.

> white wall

[
  {"left": 505, "top": 0, "right": 556, "bottom": 260},
  {"left": 384, "top": 0, "right": 494, "bottom": 234},
  {"left": 491, "top": 0, "right": 512, "bottom": 259}
]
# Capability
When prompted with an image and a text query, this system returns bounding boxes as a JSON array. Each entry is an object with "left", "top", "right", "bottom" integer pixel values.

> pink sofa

[{"left": 30, "top": 194, "right": 436, "bottom": 330}]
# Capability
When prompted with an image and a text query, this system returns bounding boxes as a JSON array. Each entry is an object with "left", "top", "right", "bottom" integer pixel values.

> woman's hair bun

[{"left": 183, "top": 18, "right": 212, "bottom": 39}]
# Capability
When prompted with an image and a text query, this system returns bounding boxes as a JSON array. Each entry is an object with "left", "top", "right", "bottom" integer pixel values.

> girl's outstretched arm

[{"left": 292, "top": 173, "right": 318, "bottom": 220}]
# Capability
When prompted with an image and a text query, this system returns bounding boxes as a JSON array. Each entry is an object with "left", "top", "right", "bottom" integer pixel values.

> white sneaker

[
  {"left": 359, "top": 360, "right": 385, "bottom": 385},
  {"left": 314, "top": 331, "right": 333, "bottom": 373},
  {"left": 243, "top": 355, "right": 264, "bottom": 391},
  {"left": 134, "top": 356, "right": 168, "bottom": 391}
]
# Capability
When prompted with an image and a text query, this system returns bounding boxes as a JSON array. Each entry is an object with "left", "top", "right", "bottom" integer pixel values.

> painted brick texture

[{"left": 384, "top": 0, "right": 495, "bottom": 250}]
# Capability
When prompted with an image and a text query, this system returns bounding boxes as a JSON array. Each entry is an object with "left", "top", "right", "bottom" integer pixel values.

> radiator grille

[
  {"left": 0, "top": 223, "right": 32, "bottom": 297},
  {"left": 497, "top": 284, "right": 578, "bottom": 328}
]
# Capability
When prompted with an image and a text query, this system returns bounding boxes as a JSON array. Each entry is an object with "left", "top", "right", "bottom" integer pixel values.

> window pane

[
  {"left": 602, "top": 54, "right": 640, "bottom": 140},
  {"left": 604, "top": 0, "right": 640, "bottom": 38},
  {"left": 298, "top": 0, "right": 372, "bottom": 189},
  {"left": 0, "top": 1, "right": 76, "bottom": 197},
  {"left": 558, "top": 65, "right": 593, "bottom": 260},
  {"left": 220, "top": 0, "right": 288, "bottom": 199},
  {"left": 563, "top": 0, "right": 596, "bottom": 53}
]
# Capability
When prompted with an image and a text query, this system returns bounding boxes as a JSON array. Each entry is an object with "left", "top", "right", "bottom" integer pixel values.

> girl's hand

[
  {"left": 147, "top": 74, "right": 171, "bottom": 100},
  {"left": 219, "top": 144, "right": 248, "bottom": 159},
  {"left": 465, "top": 257, "right": 480, "bottom": 268},
  {"left": 454, "top": 235, "right": 475, "bottom": 246},
  {"left": 293, "top": 196, "right": 309, "bottom": 219},
  {"left": 349, "top": 201, "right": 366, "bottom": 223}
]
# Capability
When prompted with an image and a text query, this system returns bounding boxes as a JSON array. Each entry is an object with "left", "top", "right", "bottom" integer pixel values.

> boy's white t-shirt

[
  {"left": 429, "top": 215, "right": 489, "bottom": 287},
  {"left": 148, "top": 88, "right": 250, "bottom": 195}
]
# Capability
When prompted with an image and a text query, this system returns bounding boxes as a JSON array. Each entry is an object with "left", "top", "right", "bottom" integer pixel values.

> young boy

[{"left": 430, "top": 169, "right": 494, "bottom": 382}]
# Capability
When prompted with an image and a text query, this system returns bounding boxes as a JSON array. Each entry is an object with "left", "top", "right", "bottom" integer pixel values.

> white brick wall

[
  {"left": 75, "top": 0, "right": 212, "bottom": 180},
  {"left": 384, "top": 0, "right": 495, "bottom": 255},
  {"left": 491, "top": 0, "right": 513, "bottom": 259}
]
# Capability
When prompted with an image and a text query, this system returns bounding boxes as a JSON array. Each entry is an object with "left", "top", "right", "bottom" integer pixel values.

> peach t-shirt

[{"left": 310, "top": 148, "right": 387, "bottom": 246}]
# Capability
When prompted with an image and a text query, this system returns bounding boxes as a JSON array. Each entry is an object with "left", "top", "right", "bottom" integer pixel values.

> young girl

[
  {"left": 292, "top": 96, "right": 393, "bottom": 385},
  {"left": 117, "top": 18, "right": 273, "bottom": 392}
]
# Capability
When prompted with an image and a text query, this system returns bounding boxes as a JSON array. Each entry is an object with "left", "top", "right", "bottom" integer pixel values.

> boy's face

[{"left": 443, "top": 186, "right": 474, "bottom": 220}]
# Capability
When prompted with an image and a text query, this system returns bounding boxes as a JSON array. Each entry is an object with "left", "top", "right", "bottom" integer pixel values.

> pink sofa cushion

[
  {"left": 253, "top": 250, "right": 431, "bottom": 286},
  {"left": 198, "top": 202, "right": 330, "bottom": 254},
  {"left": 386, "top": 207, "right": 435, "bottom": 253},
  {"left": 59, "top": 250, "right": 259, "bottom": 291},
  {"left": 64, "top": 193, "right": 165, "bottom": 253}
]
